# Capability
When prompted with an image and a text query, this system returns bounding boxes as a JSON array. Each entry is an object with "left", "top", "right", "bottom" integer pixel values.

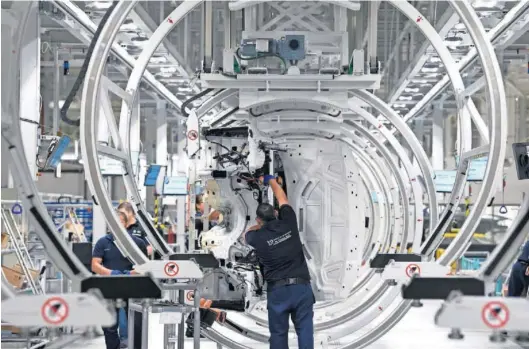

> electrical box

[
  {"left": 240, "top": 38, "right": 277, "bottom": 57},
  {"left": 277, "top": 35, "right": 305, "bottom": 61},
  {"left": 240, "top": 35, "right": 306, "bottom": 61}
]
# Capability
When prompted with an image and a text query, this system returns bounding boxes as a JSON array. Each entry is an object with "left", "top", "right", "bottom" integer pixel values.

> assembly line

[{"left": 1, "top": 1, "right": 529, "bottom": 349}]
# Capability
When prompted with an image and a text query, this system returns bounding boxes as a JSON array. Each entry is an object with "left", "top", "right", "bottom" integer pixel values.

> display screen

[
  {"left": 46, "top": 136, "right": 71, "bottom": 169},
  {"left": 434, "top": 170, "right": 457, "bottom": 193},
  {"left": 455, "top": 155, "right": 488, "bottom": 182},
  {"left": 100, "top": 155, "right": 124, "bottom": 176},
  {"left": 467, "top": 156, "right": 488, "bottom": 182},
  {"left": 162, "top": 176, "right": 188, "bottom": 196},
  {"left": 144, "top": 165, "right": 162, "bottom": 186}
]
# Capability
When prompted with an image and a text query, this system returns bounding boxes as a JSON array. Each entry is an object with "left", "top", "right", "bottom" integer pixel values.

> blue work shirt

[
  {"left": 519, "top": 240, "right": 529, "bottom": 262},
  {"left": 127, "top": 221, "right": 150, "bottom": 246},
  {"left": 246, "top": 204, "right": 311, "bottom": 283},
  {"left": 93, "top": 233, "right": 147, "bottom": 272}
]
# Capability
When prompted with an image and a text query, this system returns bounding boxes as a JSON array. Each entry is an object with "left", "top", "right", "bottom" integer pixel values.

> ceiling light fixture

[{"left": 86, "top": 1, "right": 113, "bottom": 10}]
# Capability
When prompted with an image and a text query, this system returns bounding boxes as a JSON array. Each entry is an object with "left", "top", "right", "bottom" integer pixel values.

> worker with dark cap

[
  {"left": 244, "top": 175, "right": 314, "bottom": 349},
  {"left": 507, "top": 240, "right": 529, "bottom": 297}
]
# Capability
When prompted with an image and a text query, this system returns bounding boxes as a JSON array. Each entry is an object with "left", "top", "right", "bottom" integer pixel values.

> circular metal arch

[{"left": 78, "top": 0, "right": 507, "bottom": 348}]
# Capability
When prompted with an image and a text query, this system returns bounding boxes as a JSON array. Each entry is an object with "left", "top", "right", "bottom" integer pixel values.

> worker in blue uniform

[
  {"left": 244, "top": 175, "right": 314, "bottom": 349},
  {"left": 92, "top": 211, "right": 148, "bottom": 349},
  {"left": 118, "top": 202, "right": 152, "bottom": 256},
  {"left": 507, "top": 240, "right": 529, "bottom": 297}
]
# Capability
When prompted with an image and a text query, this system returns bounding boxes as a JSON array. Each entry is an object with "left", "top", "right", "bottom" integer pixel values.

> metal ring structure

[
  {"left": 241, "top": 123, "right": 411, "bottom": 334},
  {"left": 241, "top": 121, "right": 409, "bottom": 331},
  {"left": 78, "top": 0, "right": 507, "bottom": 347},
  {"left": 240, "top": 98, "right": 447, "bottom": 335},
  {"left": 1, "top": 1, "right": 91, "bottom": 290}
]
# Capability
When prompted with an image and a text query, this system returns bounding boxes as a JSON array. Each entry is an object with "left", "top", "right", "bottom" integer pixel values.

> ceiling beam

[
  {"left": 50, "top": 0, "right": 183, "bottom": 108},
  {"left": 404, "top": 1, "right": 529, "bottom": 122}
]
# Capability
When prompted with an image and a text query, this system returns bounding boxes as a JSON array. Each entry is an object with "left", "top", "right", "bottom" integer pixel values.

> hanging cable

[
  {"left": 59, "top": 1, "right": 119, "bottom": 126},
  {"left": 235, "top": 47, "right": 287, "bottom": 75},
  {"left": 180, "top": 88, "right": 216, "bottom": 117}
]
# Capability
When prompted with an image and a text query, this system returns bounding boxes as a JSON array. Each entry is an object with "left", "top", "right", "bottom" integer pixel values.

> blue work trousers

[
  {"left": 267, "top": 283, "right": 315, "bottom": 349},
  {"left": 103, "top": 307, "right": 122, "bottom": 349},
  {"left": 103, "top": 305, "right": 143, "bottom": 349},
  {"left": 119, "top": 308, "right": 128, "bottom": 341},
  {"left": 507, "top": 261, "right": 529, "bottom": 297}
]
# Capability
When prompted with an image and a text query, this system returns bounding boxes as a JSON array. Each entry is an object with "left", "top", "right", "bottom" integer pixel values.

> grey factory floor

[{"left": 78, "top": 301, "right": 525, "bottom": 349}]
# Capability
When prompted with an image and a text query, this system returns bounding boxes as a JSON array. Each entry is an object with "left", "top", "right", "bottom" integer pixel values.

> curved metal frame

[{"left": 76, "top": 0, "right": 507, "bottom": 348}]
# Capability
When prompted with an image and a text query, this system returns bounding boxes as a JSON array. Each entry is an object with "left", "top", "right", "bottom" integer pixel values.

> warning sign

[
  {"left": 187, "top": 130, "right": 198, "bottom": 141},
  {"left": 186, "top": 291, "right": 194, "bottom": 301},
  {"left": 405, "top": 264, "right": 421, "bottom": 277},
  {"left": 164, "top": 262, "right": 180, "bottom": 277},
  {"left": 41, "top": 297, "right": 69, "bottom": 325},
  {"left": 481, "top": 301, "right": 509, "bottom": 329}
]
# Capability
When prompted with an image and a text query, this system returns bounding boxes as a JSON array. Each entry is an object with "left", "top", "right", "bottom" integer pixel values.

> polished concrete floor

[{"left": 77, "top": 301, "right": 525, "bottom": 349}]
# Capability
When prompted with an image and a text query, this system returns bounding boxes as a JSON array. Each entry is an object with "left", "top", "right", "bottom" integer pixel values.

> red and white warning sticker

[
  {"left": 41, "top": 297, "right": 69, "bottom": 325},
  {"left": 405, "top": 263, "right": 421, "bottom": 277},
  {"left": 186, "top": 291, "right": 194, "bottom": 302},
  {"left": 164, "top": 261, "right": 180, "bottom": 277},
  {"left": 481, "top": 301, "right": 509, "bottom": 329},
  {"left": 187, "top": 130, "right": 198, "bottom": 141}
]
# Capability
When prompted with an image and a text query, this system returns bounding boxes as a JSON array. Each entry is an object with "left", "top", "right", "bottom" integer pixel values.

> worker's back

[{"left": 247, "top": 204, "right": 310, "bottom": 282}]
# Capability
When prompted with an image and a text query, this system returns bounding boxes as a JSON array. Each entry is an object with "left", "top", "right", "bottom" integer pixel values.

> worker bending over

[
  {"left": 244, "top": 175, "right": 314, "bottom": 349},
  {"left": 118, "top": 202, "right": 153, "bottom": 256},
  {"left": 507, "top": 240, "right": 529, "bottom": 297},
  {"left": 92, "top": 211, "right": 147, "bottom": 349}
]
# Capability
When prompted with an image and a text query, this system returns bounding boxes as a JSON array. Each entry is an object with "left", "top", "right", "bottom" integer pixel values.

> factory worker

[
  {"left": 117, "top": 201, "right": 153, "bottom": 256},
  {"left": 244, "top": 175, "right": 315, "bottom": 349},
  {"left": 91, "top": 211, "right": 147, "bottom": 349}
]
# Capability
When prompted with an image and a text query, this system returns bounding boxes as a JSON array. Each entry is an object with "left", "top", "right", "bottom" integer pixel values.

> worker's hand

[
  {"left": 110, "top": 270, "right": 122, "bottom": 276},
  {"left": 261, "top": 175, "right": 276, "bottom": 186},
  {"left": 276, "top": 176, "right": 283, "bottom": 186}
]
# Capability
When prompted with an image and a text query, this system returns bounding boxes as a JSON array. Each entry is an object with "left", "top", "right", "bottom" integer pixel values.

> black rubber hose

[
  {"left": 60, "top": 1, "right": 119, "bottom": 126},
  {"left": 180, "top": 88, "right": 215, "bottom": 117}
]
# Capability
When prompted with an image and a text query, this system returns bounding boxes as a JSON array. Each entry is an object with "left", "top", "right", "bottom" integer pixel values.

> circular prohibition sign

[
  {"left": 187, "top": 130, "right": 198, "bottom": 141},
  {"left": 164, "top": 261, "right": 180, "bottom": 277},
  {"left": 405, "top": 263, "right": 421, "bottom": 278},
  {"left": 41, "top": 296, "right": 69, "bottom": 325},
  {"left": 186, "top": 291, "right": 195, "bottom": 302},
  {"left": 481, "top": 301, "right": 510, "bottom": 329}
]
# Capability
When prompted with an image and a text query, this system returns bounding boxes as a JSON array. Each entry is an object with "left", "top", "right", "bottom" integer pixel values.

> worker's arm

[
  {"left": 262, "top": 175, "right": 288, "bottom": 207},
  {"left": 208, "top": 209, "right": 221, "bottom": 221},
  {"left": 91, "top": 238, "right": 117, "bottom": 275},
  {"left": 91, "top": 257, "right": 112, "bottom": 276},
  {"left": 146, "top": 245, "right": 153, "bottom": 256}
]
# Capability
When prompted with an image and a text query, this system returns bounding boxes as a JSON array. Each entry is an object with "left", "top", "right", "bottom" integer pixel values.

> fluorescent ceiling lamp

[
  {"left": 398, "top": 96, "right": 413, "bottom": 101},
  {"left": 472, "top": 0, "right": 499, "bottom": 9},
  {"left": 393, "top": 103, "right": 406, "bottom": 108},
  {"left": 429, "top": 57, "right": 442, "bottom": 63},
  {"left": 454, "top": 23, "right": 466, "bottom": 30},
  {"left": 177, "top": 87, "right": 192, "bottom": 93},
  {"left": 160, "top": 67, "right": 178, "bottom": 74},
  {"left": 86, "top": 1, "right": 113, "bottom": 10},
  {"left": 121, "top": 23, "right": 139, "bottom": 32},
  {"left": 421, "top": 67, "right": 439, "bottom": 73},
  {"left": 150, "top": 56, "right": 168, "bottom": 64},
  {"left": 404, "top": 87, "right": 420, "bottom": 93}
]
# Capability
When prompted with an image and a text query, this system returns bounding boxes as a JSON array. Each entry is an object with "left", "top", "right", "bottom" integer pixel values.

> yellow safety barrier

[
  {"left": 444, "top": 232, "right": 486, "bottom": 239},
  {"left": 153, "top": 197, "right": 160, "bottom": 228}
]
